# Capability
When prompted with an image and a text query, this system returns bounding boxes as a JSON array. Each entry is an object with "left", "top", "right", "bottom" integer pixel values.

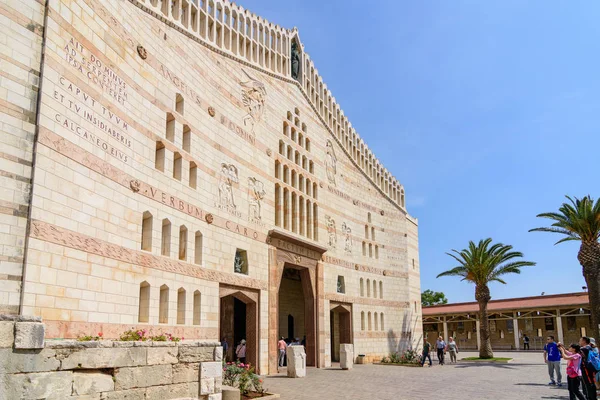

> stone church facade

[{"left": 1, "top": 0, "right": 421, "bottom": 373}]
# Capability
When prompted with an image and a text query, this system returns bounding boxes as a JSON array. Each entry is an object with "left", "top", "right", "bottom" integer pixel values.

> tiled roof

[{"left": 423, "top": 292, "right": 589, "bottom": 316}]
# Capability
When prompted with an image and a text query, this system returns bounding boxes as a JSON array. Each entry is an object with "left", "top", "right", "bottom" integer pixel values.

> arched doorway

[
  {"left": 219, "top": 285, "right": 259, "bottom": 372},
  {"left": 330, "top": 303, "right": 352, "bottom": 362}
]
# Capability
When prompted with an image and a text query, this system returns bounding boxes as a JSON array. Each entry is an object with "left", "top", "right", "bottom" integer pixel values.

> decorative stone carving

[
  {"left": 380, "top": 210, "right": 384, "bottom": 216},
  {"left": 383, "top": 270, "right": 387, "bottom": 276},
  {"left": 341, "top": 222, "right": 352, "bottom": 254},
  {"left": 319, "top": 182, "right": 324, "bottom": 188},
  {"left": 266, "top": 149, "right": 272, "bottom": 156},
  {"left": 208, "top": 106, "right": 216, "bottom": 117},
  {"left": 325, "top": 215, "right": 337, "bottom": 248},
  {"left": 218, "top": 163, "right": 239, "bottom": 209},
  {"left": 247, "top": 177, "right": 266, "bottom": 220},
  {"left": 240, "top": 69, "right": 266, "bottom": 133},
  {"left": 286, "top": 345, "right": 306, "bottom": 378},
  {"left": 340, "top": 344, "right": 354, "bottom": 370},
  {"left": 136, "top": 45, "right": 147, "bottom": 59},
  {"left": 130, "top": 180, "right": 141, "bottom": 192},
  {"left": 325, "top": 140, "right": 337, "bottom": 186},
  {"left": 205, "top": 214, "right": 214, "bottom": 224}
]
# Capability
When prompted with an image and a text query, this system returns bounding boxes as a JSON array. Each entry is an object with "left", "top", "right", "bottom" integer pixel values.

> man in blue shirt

[{"left": 544, "top": 335, "right": 562, "bottom": 386}]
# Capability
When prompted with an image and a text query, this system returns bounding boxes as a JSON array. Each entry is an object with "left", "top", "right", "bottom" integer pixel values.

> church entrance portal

[{"left": 330, "top": 303, "right": 353, "bottom": 362}]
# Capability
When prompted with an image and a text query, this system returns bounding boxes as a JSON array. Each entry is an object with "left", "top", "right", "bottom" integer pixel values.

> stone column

[
  {"left": 513, "top": 312, "right": 519, "bottom": 351},
  {"left": 293, "top": 193, "right": 299, "bottom": 233},
  {"left": 556, "top": 309, "right": 564, "bottom": 344},
  {"left": 268, "top": 247, "right": 284, "bottom": 375},
  {"left": 476, "top": 319, "right": 481, "bottom": 350},
  {"left": 299, "top": 199, "right": 306, "bottom": 236},
  {"left": 443, "top": 316, "right": 448, "bottom": 343},
  {"left": 316, "top": 261, "right": 325, "bottom": 368}
]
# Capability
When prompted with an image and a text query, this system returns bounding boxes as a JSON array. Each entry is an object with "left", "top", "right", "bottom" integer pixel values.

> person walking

[
  {"left": 221, "top": 337, "right": 229, "bottom": 362},
  {"left": 579, "top": 337, "right": 598, "bottom": 400},
  {"left": 421, "top": 338, "right": 432, "bottom": 367},
  {"left": 524, "top": 334, "right": 530, "bottom": 350},
  {"left": 558, "top": 342, "right": 586, "bottom": 400},
  {"left": 277, "top": 337, "right": 287, "bottom": 369},
  {"left": 544, "top": 336, "right": 562, "bottom": 386},
  {"left": 436, "top": 336, "right": 446, "bottom": 366},
  {"left": 447, "top": 337, "right": 459, "bottom": 364},
  {"left": 236, "top": 339, "right": 247, "bottom": 364}
]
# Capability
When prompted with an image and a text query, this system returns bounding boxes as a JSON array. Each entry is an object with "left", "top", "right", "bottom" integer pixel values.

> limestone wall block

[
  {"left": 72, "top": 371, "right": 115, "bottom": 395},
  {"left": 286, "top": 346, "right": 306, "bottom": 378},
  {"left": 213, "top": 346, "right": 223, "bottom": 362},
  {"left": 0, "top": 321, "right": 14, "bottom": 348},
  {"left": 199, "top": 361, "right": 223, "bottom": 380},
  {"left": 145, "top": 382, "right": 199, "bottom": 400},
  {"left": 114, "top": 364, "right": 173, "bottom": 390},
  {"left": 178, "top": 346, "right": 215, "bottom": 363},
  {"left": 101, "top": 388, "right": 146, "bottom": 400},
  {"left": 340, "top": 343, "right": 354, "bottom": 370},
  {"left": 221, "top": 385, "right": 240, "bottom": 400},
  {"left": 172, "top": 362, "right": 199, "bottom": 383},
  {"left": 200, "top": 377, "right": 215, "bottom": 395},
  {"left": 3, "top": 371, "right": 73, "bottom": 400},
  {"left": 0, "top": 348, "right": 60, "bottom": 373},
  {"left": 14, "top": 321, "right": 45, "bottom": 349},
  {"left": 147, "top": 346, "right": 178, "bottom": 365},
  {"left": 207, "top": 393, "right": 223, "bottom": 400},
  {"left": 60, "top": 347, "right": 147, "bottom": 370}
]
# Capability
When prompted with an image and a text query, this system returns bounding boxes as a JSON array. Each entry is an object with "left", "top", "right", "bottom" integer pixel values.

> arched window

[
  {"left": 177, "top": 287, "right": 186, "bottom": 324},
  {"left": 367, "top": 212, "right": 372, "bottom": 223},
  {"left": 365, "top": 225, "right": 369, "bottom": 239},
  {"left": 361, "top": 311, "right": 365, "bottom": 331},
  {"left": 179, "top": 225, "right": 187, "bottom": 261},
  {"left": 313, "top": 203, "right": 318, "bottom": 240},
  {"left": 362, "top": 242, "right": 366, "bottom": 256},
  {"left": 337, "top": 276, "right": 345, "bottom": 294},
  {"left": 159, "top": 284, "right": 169, "bottom": 323},
  {"left": 369, "top": 243, "right": 373, "bottom": 258},
  {"left": 371, "top": 227, "right": 375, "bottom": 241},
  {"left": 194, "top": 231, "right": 203, "bottom": 264},
  {"left": 155, "top": 142, "right": 165, "bottom": 171},
  {"left": 379, "top": 281, "right": 383, "bottom": 299},
  {"left": 360, "top": 278, "right": 364, "bottom": 297},
  {"left": 189, "top": 162, "right": 197, "bottom": 189},
  {"left": 374, "top": 312, "right": 378, "bottom": 331},
  {"left": 173, "top": 152, "right": 182, "bottom": 180},
  {"left": 368, "top": 312, "right": 372, "bottom": 331},
  {"left": 161, "top": 219, "right": 171, "bottom": 256},
  {"left": 380, "top": 313, "right": 384, "bottom": 330},
  {"left": 366, "top": 279, "right": 371, "bottom": 297},
  {"left": 182, "top": 125, "right": 191, "bottom": 152},
  {"left": 193, "top": 290, "right": 201, "bottom": 325},
  {"left": 138, "top": 281, "right": 150, "bottom": 323},
  {"left": 373, "top": 280, "right": 377, "bottom": 298},
  {"left": 175, "top": 93, "right": 184, "bottom": 114},
  {"left": 141, "top": 211, "right": 153, "bottom": 251},
  {"left": 375, "top": 245, "right": 379, "bottom": 259},
  {"left": 166, "top": 113, "right": 175, "bottom": 142}
]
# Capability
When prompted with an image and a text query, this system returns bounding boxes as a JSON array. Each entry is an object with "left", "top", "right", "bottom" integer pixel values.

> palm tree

[
  {"left": 437, "top": 239, "right": 535, "bottom": 358},
  {"left": 530, "top": 195, "right": 600, "bottom": 337}
]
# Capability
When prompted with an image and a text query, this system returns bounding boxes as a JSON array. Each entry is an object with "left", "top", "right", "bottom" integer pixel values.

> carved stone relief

[
  {"left": 218, "top": 163, "right": 239, "bottom": 209},
  {"left": 341, "top": 222, "right": 352, "bottom": 254},
  {"left": 325, "top": 215, "right": 337, "bottom": 248},
  {"left": 248, "top": 177, "right": 266, "bottom": 221},
  {"left": 325, "top": 140, "right": 337, "bottom": 186},
  {"left": 241, "top": 69, "right": 267, "bottom": 133}
]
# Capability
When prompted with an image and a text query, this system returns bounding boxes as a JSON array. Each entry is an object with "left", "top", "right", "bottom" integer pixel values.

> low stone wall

[{"left": 0, "top": 316, "right": 222, "bottom": 400}]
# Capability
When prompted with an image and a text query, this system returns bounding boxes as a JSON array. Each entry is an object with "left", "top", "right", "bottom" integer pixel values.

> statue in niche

[
  {"left": 325, "top": 215, "right": 337, "bottom": 248},
  {"left": 342, "top": 222, "right": 352, "bottom": 254},
  {"left": 241, "top": 69, "right": 267, "bottom": 133},
  {"left": 291, "top": 41, "right": 301, "bottom": 80},
  {"left": 325, "top": 140, "right": 337, "bottom": 185},
  {"left": 248, "top": 177, "right": 266, "bottom": 220},
  {"left": 219, "top": 163, "right": 239, "bottom": 209},
  {"left": 234, "top": 250, "right": 245, "bottom": 273}
]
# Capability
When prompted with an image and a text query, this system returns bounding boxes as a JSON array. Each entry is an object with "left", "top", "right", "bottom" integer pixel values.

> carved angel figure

[
  {"left": 241, "top": 69, "right": 267, "bottom": 133},
  {"left": 326, "top": 215, "right": 337, "bottom": 248},
  {"left": 326, "top": 140, "right": 337, "bottom": 185},
  {"left": 219, "top": 163, "right": 239, "bottom": 208},
  {"left": 248, "top": 177, "right": 266, "bottom": 220},
  {"left": 342, "top": 222, "right": 352, "bottom": 254}
]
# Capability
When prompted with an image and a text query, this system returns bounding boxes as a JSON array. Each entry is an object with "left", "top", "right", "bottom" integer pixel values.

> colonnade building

[{"left": 1, "top": 0, "right": 422, "bottom": 373}]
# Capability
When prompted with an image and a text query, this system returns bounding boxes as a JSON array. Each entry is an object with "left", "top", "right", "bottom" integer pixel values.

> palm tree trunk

[
  {"left": 476, "top": 284, "right": 494, "bottom": 359},
  {"left": 579, "top": 242, "right": 600, "bottom": 338}
]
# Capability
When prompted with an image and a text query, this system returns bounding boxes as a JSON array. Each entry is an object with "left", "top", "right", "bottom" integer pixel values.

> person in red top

[
  {"left": 558, "top": 342, "right": 586, "bottom": 400},
  {"left": 277, "top": 337, "right": 287, "bottom": 370}
]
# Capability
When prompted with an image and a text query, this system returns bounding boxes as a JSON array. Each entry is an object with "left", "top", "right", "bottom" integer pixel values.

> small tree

[
  {"left": 421, "top": 290, "right": 448, "bottom": 306},
  {"left": 437, "top": 238, "right": 535, "bottom": 358}
]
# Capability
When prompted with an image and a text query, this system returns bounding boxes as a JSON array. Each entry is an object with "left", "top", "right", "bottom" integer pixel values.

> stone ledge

[{"left": 0, "top": 314, "right": 42, "bottom": 322}]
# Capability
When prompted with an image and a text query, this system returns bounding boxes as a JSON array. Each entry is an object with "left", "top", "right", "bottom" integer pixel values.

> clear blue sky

[{"left": 239, "top": 0, "right": 600, "bottom": 302}]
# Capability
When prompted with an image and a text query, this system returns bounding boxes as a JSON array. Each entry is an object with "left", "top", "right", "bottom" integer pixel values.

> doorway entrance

[
  {"left": 219, "top": 285, "right": 259, "bottom": 371},
  {"left": 330, "top": 303, "right": 352, "bottom": 362}
]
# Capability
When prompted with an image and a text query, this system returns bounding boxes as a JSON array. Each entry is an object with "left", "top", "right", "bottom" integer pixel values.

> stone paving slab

[{"left": 263, "top": 352, "right": 571, "bottom": 400}]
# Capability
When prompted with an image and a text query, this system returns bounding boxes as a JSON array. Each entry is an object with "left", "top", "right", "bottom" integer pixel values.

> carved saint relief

[
  {"left": 248, "top": 177, "right": 266, "bottom": 220},
  {"left": 241, "top": 69, "right": 267, "bottom": 133},
  {"left": 325, "top": 215, "right": 337, "bottom": 248},
  {"left": 342, "top": 222, "right": 352, "bottom": 254},
  {"left": 219, "top": 163, "right": 239, "bottom": 209},
  {"left": 325, "top": 140, "right": 337, "bottom": 185}
]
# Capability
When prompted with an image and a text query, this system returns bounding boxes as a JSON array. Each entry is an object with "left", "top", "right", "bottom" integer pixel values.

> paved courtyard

[{"left": 263, "top": 351, "right": 572, "bottom": 400}]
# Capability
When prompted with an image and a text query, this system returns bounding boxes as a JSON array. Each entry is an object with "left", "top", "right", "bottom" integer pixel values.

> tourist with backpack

[{"left": 579, "top": 336, "right": 599, "bottom": 400}]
